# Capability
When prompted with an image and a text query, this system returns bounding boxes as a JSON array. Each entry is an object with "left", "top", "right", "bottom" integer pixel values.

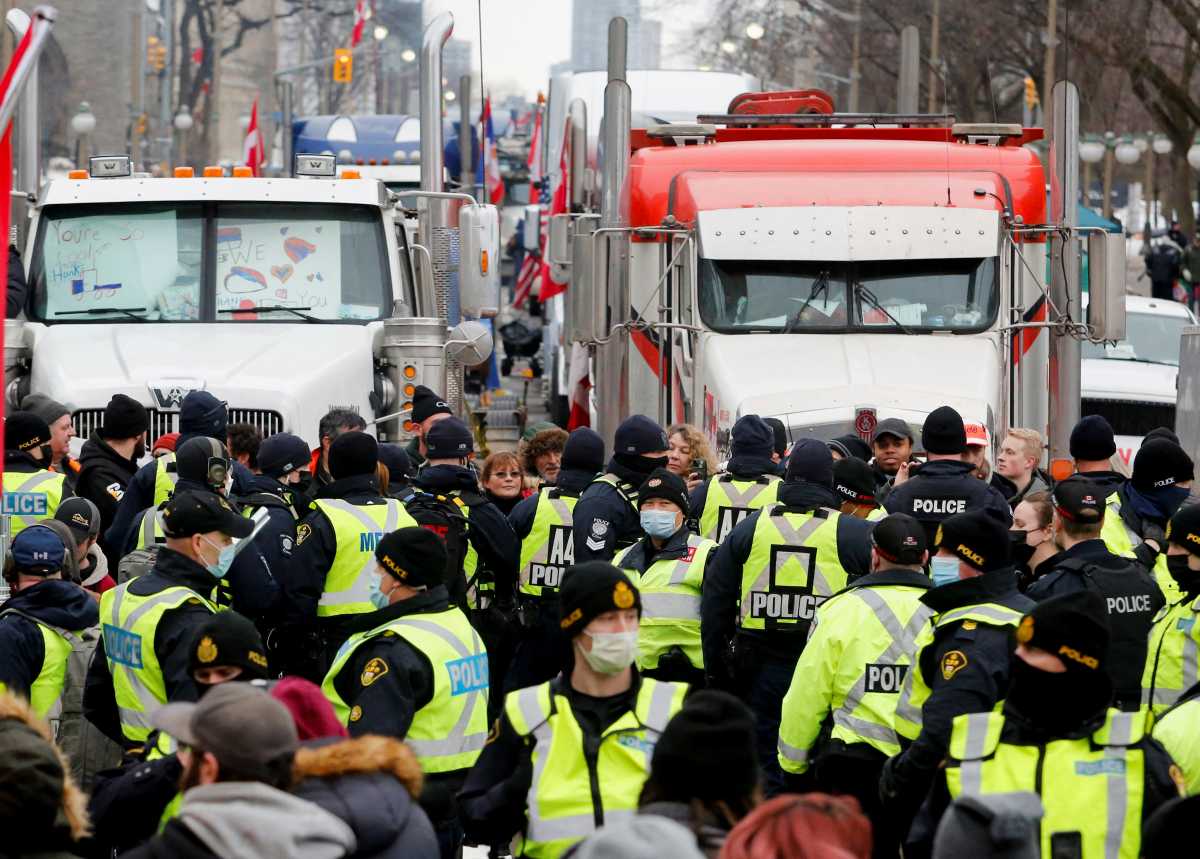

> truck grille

[
  {"left": 1081, "top": 399, "right": 1175, "bottom": 438},
  {"left": 72, "top": 408, "right": 285, "bottom": 440}
]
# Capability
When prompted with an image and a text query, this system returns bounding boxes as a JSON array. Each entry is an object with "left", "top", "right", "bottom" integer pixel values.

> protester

[
  {"left": 522, "top": 426, "right": 568, "bottom": 485},
  {"left": 482, "top": 450, "right": 526, "bottom": 515},
  {"left": 667, "top": 423, "right": 716, "bottom": 491},
  {"left": 718, "top": 794, "right": 872, "bottom": 859}
]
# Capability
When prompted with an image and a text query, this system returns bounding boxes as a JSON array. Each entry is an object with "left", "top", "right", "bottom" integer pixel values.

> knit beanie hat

[
  {"left": 100, "top": 393, "right": 150, "bottom": 440},
  {"left": 764, "top": 417, "right": 788, "bottom": 457},
  {"left": 1015, "top": 591, "right": 1110, "bottom": 675},
  {"left": 19, "top": 394, "right": 69, "bottom": 427},
  {"left": 424, "top": 417, "right": 474, "bottom": 460},
  {"left": 375, "top": 527, "right": 448, "bottom": 589},
  {"left": 270, "top": 677, "right": 349, "bottom": 742},
  {"left": 1069, "top": 415, "right": 1116, "bottom": 461},
  {"left": 377, "top": 443, "right": 414, "bottom": 480},
  {"left": 179, "top": 390, "right": 227, "bottom": 440},
  {"left": 730, "top": 415, "right": 774, "bottom": 459},
  {"left": 785, "top": 438, "right": 834, "bottom": 487},
  {"left": 922, "top": 405, "right": 967, "bottom": 455},
  {"left": 5, "top": 411, "right": 50, "bottom": 452},
  {"left": 614, "top": 415, "right": 669, "bottom": 456},
  {"left": 1132, "top": 439, "right": 1195, "bottom": 491},
  {"left": 559, "top": 562, "right": 641, "bottom": 637},
  {"left": 188, "top": 610, "right": 270, "bottom": 682},
  {"left": 828, "top": 433, "right": 872, "bottom": 462},
  {"left": 410, "top": 386, "right": 452, "bottom": 424},
  {"left": 571, "top": 816, "right": 705, "bottom": 859},
  {"left": 563, "top": 428, "right": 606, "bottom": 474},
  {"left": 638, "top": 468, "right": 690, "bottom": 515},
  {"left": 328, "top": 431, "right": 378, "bottom": 479},
  {"left": 650, "top": 690, "right": 759, "bottom": 801}
]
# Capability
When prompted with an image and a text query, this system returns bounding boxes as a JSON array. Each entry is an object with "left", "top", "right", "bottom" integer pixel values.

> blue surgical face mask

[
  {"left": 367, "top": 573, "right": 391, "bottom": 610},
  {"left": 200, "top": 536, "right": 236, "bottom": 580},
  {"left": 640, "top": 509, "right": 678, "bottom": 539},
  {"left": 930, "top": 555, "right": 961, "bottom": 588}
]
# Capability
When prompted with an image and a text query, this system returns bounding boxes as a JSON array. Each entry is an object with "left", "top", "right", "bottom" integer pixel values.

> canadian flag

[
  {"left": 479, "top": 96, "right": 504, "bottom": 205},
  {"left": 350, "top": 0, "right": 367, "bottom": 47},
  {"left": 242, "top": 97, "right": 264, "bottom": 177},
  {"left": 526, "top": 93, "right": 544, "bottom": 202},
  {"left": 566, "top": 342, "right": 592, "bottom": 429}
]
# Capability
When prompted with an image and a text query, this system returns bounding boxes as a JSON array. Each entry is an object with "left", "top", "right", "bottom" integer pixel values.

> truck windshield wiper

[
  {"left": 853, "top": 283, "right": 914, "bottom": 335},
  {"left": 783, "top": 270, "right": 831, "bottom": 333},
  {"left": 56, "top": 306, "right": 148, "bottom": 322},
  {"left": 218, "top": 305, "right": 320, "bottom": 323}
]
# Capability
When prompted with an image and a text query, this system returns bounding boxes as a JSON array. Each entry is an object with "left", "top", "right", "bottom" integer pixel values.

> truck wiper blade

[
  {"left": 784, "top": 271, "right": 830, "bottom": 333},
  {"left": 218, "top": 305, "right": 320, "bottom": 322},
  {"left": 55, "top": 306, "right": 148, "bottom": 321},
  {"left": 853, "top": 283, "right": 914, "bottom": 335}
]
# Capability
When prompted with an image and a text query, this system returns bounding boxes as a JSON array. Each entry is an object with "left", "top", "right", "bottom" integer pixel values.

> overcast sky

[{"left": 424, "top": 0, "right": 708, "bottom": 100}]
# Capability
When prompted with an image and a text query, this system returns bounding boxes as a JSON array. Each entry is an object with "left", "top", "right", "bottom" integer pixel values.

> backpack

[
  {"left": 403, "top": 490, "right": 475, "bottom": 610},
  {"left": 0, "top": 610, "right": 124, "bottom": 791},
  {"left": 117, "top": 546, "right": 159, "bottom": 584}
]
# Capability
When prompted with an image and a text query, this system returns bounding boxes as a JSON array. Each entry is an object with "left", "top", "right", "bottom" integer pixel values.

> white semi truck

[{"left": 4, "top": 12, "right": 497, "bottom": 450}]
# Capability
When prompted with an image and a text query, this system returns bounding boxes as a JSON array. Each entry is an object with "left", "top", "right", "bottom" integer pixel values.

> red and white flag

[
  {"left": 350, "top": 0, "right": 367, "bottom": 47},
  {"left": 538, "top": 124, "right": 571, "bottom": 302},
  {"left": 526, "top": 94, "right": 544, "bottom": 202},
  {"left": 0, "top": 16, "right": 42, "bottom": 457},
  {"left": 242, "top": 97, "right": 265, "bottom": 177},
  {"left": 566, "top": 342, "right": 592, "bottom": 429},
  {"left": 479, "top": 96, "right": 504, "bottom": 205}
]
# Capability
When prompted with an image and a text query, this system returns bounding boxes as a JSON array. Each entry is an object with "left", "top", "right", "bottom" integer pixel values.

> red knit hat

[
  {"left": 270, "top": 677, "right": 348, "bottom": 741},
  {"left": 152, "top": 432, "right": 180, "bottom": 453}
]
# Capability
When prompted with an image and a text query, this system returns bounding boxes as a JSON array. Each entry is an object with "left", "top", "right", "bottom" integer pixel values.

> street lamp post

[
  {"left": 1112, "top": 134, "right": 1140, "bottom": 227},
  {"left": 1079, "top": 135, "right": 1105, "bottom": 210},
  {"left": 173, "top": 106, "right": 193, "bottom": 167},
  {"left": 373, "top": 24, "right": 388, "bottom": 113},
  {"left": 1152, "top": 133, "right": 1173, "bottom": 228},
  {"left": 70, "top": 101, "right": 96, "bottom": 168}
]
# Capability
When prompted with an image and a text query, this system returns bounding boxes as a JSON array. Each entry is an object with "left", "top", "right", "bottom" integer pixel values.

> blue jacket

[
  {"left": 0, "top": 579, "right": 99, "bottom": 701},
  {"left": 700, "top": 481, "right": 874, "bottom": 668},
  {"left": 572, "top": 457, "right": 660, "bottom": 563}
]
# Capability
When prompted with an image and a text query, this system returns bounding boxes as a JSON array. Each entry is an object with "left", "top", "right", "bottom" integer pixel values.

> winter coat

[
  {"left": 121, "top": 781, "right": 357, "bottom": 859},
  {"left": 292, "top": 734, "right": 440, "bottom": 859},
  {"left": 0, "top": 693, "right": 90, "bottom": 857}
]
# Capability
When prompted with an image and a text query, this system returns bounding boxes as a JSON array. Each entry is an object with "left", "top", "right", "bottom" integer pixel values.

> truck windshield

[
  {"left": 698, "top": 257, "right": 998, "bottom": 333},
  {"left": 1081, "top": 311, "right": 1190, "bottom": 366},
  {"left": 30, "top": 202, "right": 389, "bottom": 323}
]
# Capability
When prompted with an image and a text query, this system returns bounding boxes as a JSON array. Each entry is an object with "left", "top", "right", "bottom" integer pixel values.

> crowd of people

[{"left": 2, "top": 384, "right": 1200, "bottom": 859}]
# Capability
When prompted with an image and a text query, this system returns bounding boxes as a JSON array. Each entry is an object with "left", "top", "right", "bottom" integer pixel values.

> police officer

[
  {"left": 378, "top": 442, "right": 416, "bottom": 499},
  {"left": 21, "top": 395, "right": 80, "bottom": 490},
  {"left": 833, "top": 457, "right": 886, "bottom": 521},
  {"left": 884, "top": 405, "right": 1011, "bottom": 542},
  {"left": 1151, "top": 682, "right": 1200, "bottom": 795},
  {"left": 869, "top": 417, "right": 914, "bottom": 496},
  {"left": 84, "top": 491, "right": 254, "bottom": 749},
  {"left": 0, "top": 525, "right": 98, "bottom": 718},
  {"left": 405, "top": 385, "right": 453, "bottom": 469},
  {"left": 106, "top": 391, "right": 252, "bottom": 552},
  {"left": 764, "top": 416, "right": 789, "bottom": 471},
  {"left": 573, "top": 415, "right": 671, "bottom": 563},
  {"left": 690, "top": 415, "right": 781, "bottom": 544},
  {"left": 124, "top": 437, "right": 279, "bottom": 624},
  {"left": 1143, "top": 503, "right": 1200, "bottom": 718},
  {"left": 322, "top": 527, "right": 487, "bottom": 857},
  {"left": 3, "top": 411, "right": 71, "bottom": 535},
  {"left": 880, "top": 510, "right": 1033, "bottom": 824},
  {"left": 239, "top": 432, "right": 314, "bottom": 586},
  {"left": 507, "top": 427, "right": 605, "bottom": 691},
  {"left": 615, "top": 468, "right": 716, "bottom": 686},
  {"left": 778, "top": 513, "right": 931, "bottom": 857},
  {"left": 919, "top": 593, "right": 1180, "bottom": 858},
  {"left": 459, "top": 563, "right": 688, "bottom": 858},
  {"left": 76, "top": 394, "right": 150, "bottom": 564},
  {"left": 1105, "top": 439, "right": 1194, "bottom": 601},
  {"left": 410, "top": 417, "right": 520, "bottom": 613},
  {"left": 1026, "top": 476, "right": 1164, "bottom": 710},
  {"left": 702, "top": 438, "right": 873, "bottom": 794},
  {"left": 287, "top": 431, "right": 417, "bottom": 672},
  {"left": 1070, "top": 414, "right": 1136, "bottom": 553}
]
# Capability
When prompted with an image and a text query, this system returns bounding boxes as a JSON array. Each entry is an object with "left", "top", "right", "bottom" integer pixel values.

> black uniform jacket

[
  {"left": 572, "top": 456, "right": 662, "bottom": 564},
  {"left": 0, "top": 579, "right": 98, "bottom": 700},
  {"left": 884, "top": 459, "right": 1012, "bottom": 543}
]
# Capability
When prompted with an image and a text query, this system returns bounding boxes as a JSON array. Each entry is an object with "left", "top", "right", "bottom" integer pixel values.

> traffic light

[
  {"left": 333, "top": 48, "right": 353, "bottom": 84},
  {"left": 1024, "top": 76, "right": 1039, "bottom": 109},
  {"left": 134, "top": 113, "right": 148, "bottom": 137},
  {"left": 147, "top": 36, "right": 166, "bottom": 72}
]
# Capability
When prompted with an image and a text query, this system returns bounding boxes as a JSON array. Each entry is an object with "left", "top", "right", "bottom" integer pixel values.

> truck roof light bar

[
  {"left": 87, "top": 155, "right": 131, "bottom": 178},
  {"left": 695, "top": 112, "right": 958, "bottom": 128},
  {"left": 645, "top": 123, "right": 716, "bottom": 145},
  {"left": 295, "top": 153, "right": 336, "bottom": 177},
  {"left": 951, "top": 123, "right": 1025, "bottom": 145}
]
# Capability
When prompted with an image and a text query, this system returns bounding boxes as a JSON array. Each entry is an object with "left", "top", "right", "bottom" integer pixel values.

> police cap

[
  {"left": 872, "top": 513, "right": 928, "bottom": 566},
  {"left": 10, "top": 524, "right": 66, "bottom": 574},
  {"left": 161, "top": 490, "right": 254, "bottom": 539},
  {"left": 1052, "top": 476, "right": 1105, "bottom": 524},
  {"left": 1168, "top": 503, "right": 1200, "bottom": 558},
  {"left": 935, "top": 510, "right": 1010, "bottom": 572}
]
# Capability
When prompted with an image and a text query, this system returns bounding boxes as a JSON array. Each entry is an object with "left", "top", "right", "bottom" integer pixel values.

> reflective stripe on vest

[
  {"left": 315, "top": 499, "right": 413, "bottom": 617},
  {"left": 1142, "top": 594, "right": 1200, "bottom": 717},
  {"left": 615, "top": 534, "right": 714, "bottom": 670},
  {"left": 946, "top": 709, "right": 1144, "bottom": 859},
  {"left": 698, "top": 475, "right": 781, "bottom": 543},
  {"left": 100, "top": 583, "right": 218, "bottom": 743},
  {"left": 153, "top": 455, "right": 179, "bottom": 507},
  {"left": 519, "top": 489, "right": 578, "bottom": 597},
  {"left": 0, "top": 610, "right": 71, "bottom": 720},
  {"left": 2, "top": 470, "right": 65, "bottom": 534},
  {"left": 1101, "top": 493, "right": 1139, "bottom": 559},
  {"left": 505, "top": 677, "right": 687, "bottom": 858},
  {"left": 322, "top": 607, "right": 489, "bottom": 773},
  {"left": 892, "top": 602, "right": 1024, "bottom": 742},
  {"left": 738, "top": 506, "right": 847, "bottom": 632},
  {"left": 135, "top": 507, "right": 166, "bottom": 549}
]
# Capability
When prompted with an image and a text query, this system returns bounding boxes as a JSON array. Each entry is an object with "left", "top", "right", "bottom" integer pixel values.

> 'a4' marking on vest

[
  {"left": 104, "top": 624, "right": 144, "bottom": 669},
  {"left": 531, "top": 525, "right": 574, "bottom": 589},
  {"left": 446, "top": 654, "right": 489, "bottom": 696},
  {"left": 717, "top": 507, "right": 752, "bottom": 543},
  {"left": 359, "top": 531, "right": 385, "bottom": 552}
]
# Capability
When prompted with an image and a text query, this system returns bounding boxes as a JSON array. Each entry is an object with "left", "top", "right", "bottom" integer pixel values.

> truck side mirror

[
  {"left": 1087, "top": 231, "right": 1127, "bottom": 342},
  {"left": 459, "top": 203, "right": 501, "bottom": 318},
  {"left": 523, "top": 204, "right": 541, "bottom": 252},
  {"left": 548, "top": 213, "right": 572, "bottom": 283},
  {"left": 446, "top": 319, "right": 494, "bottom": 367}
]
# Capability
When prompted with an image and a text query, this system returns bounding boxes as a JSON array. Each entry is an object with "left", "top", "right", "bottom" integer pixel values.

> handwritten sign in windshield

[{"left": 215, "top": 221, "right": 341, "bottom": 318}]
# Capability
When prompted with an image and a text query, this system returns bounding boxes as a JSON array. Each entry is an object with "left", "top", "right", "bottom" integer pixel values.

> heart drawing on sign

[{"left": 271, "top": 264, "right": 294, "bottom": 283}]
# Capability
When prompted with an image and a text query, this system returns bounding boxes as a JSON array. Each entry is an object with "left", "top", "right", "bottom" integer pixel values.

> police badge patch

[
  {"left": 196, "top": 636, "right": 218, "bottom": 664},
  {"left": 586, "top": 519, "right": 610, "bottom": 552},
  {"left": 361, "top": 657, "right": 389, "bottom": 687},
  {"left": 941, "top": 650, "right": 968, "bottom": 680},
  {"left": 296, "top": 523, "right": 312, "bottom": 545}
]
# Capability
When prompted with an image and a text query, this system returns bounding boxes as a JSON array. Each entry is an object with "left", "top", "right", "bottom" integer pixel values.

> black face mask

[
  {"left": 1167, "top": 554, "right": 1200, "bottom": 594},
  {"left": 292, "top": 471, "right": 314, "bottom": 495},
  {"left": 616, "top": 452, "right": 668, "bottom": 476},
  {"left": 1005, "top": 655, "right": 1110, "bottom": 735},
  {"left": 1008, "top": 530, "right": 1036, "bottom": 568}
]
